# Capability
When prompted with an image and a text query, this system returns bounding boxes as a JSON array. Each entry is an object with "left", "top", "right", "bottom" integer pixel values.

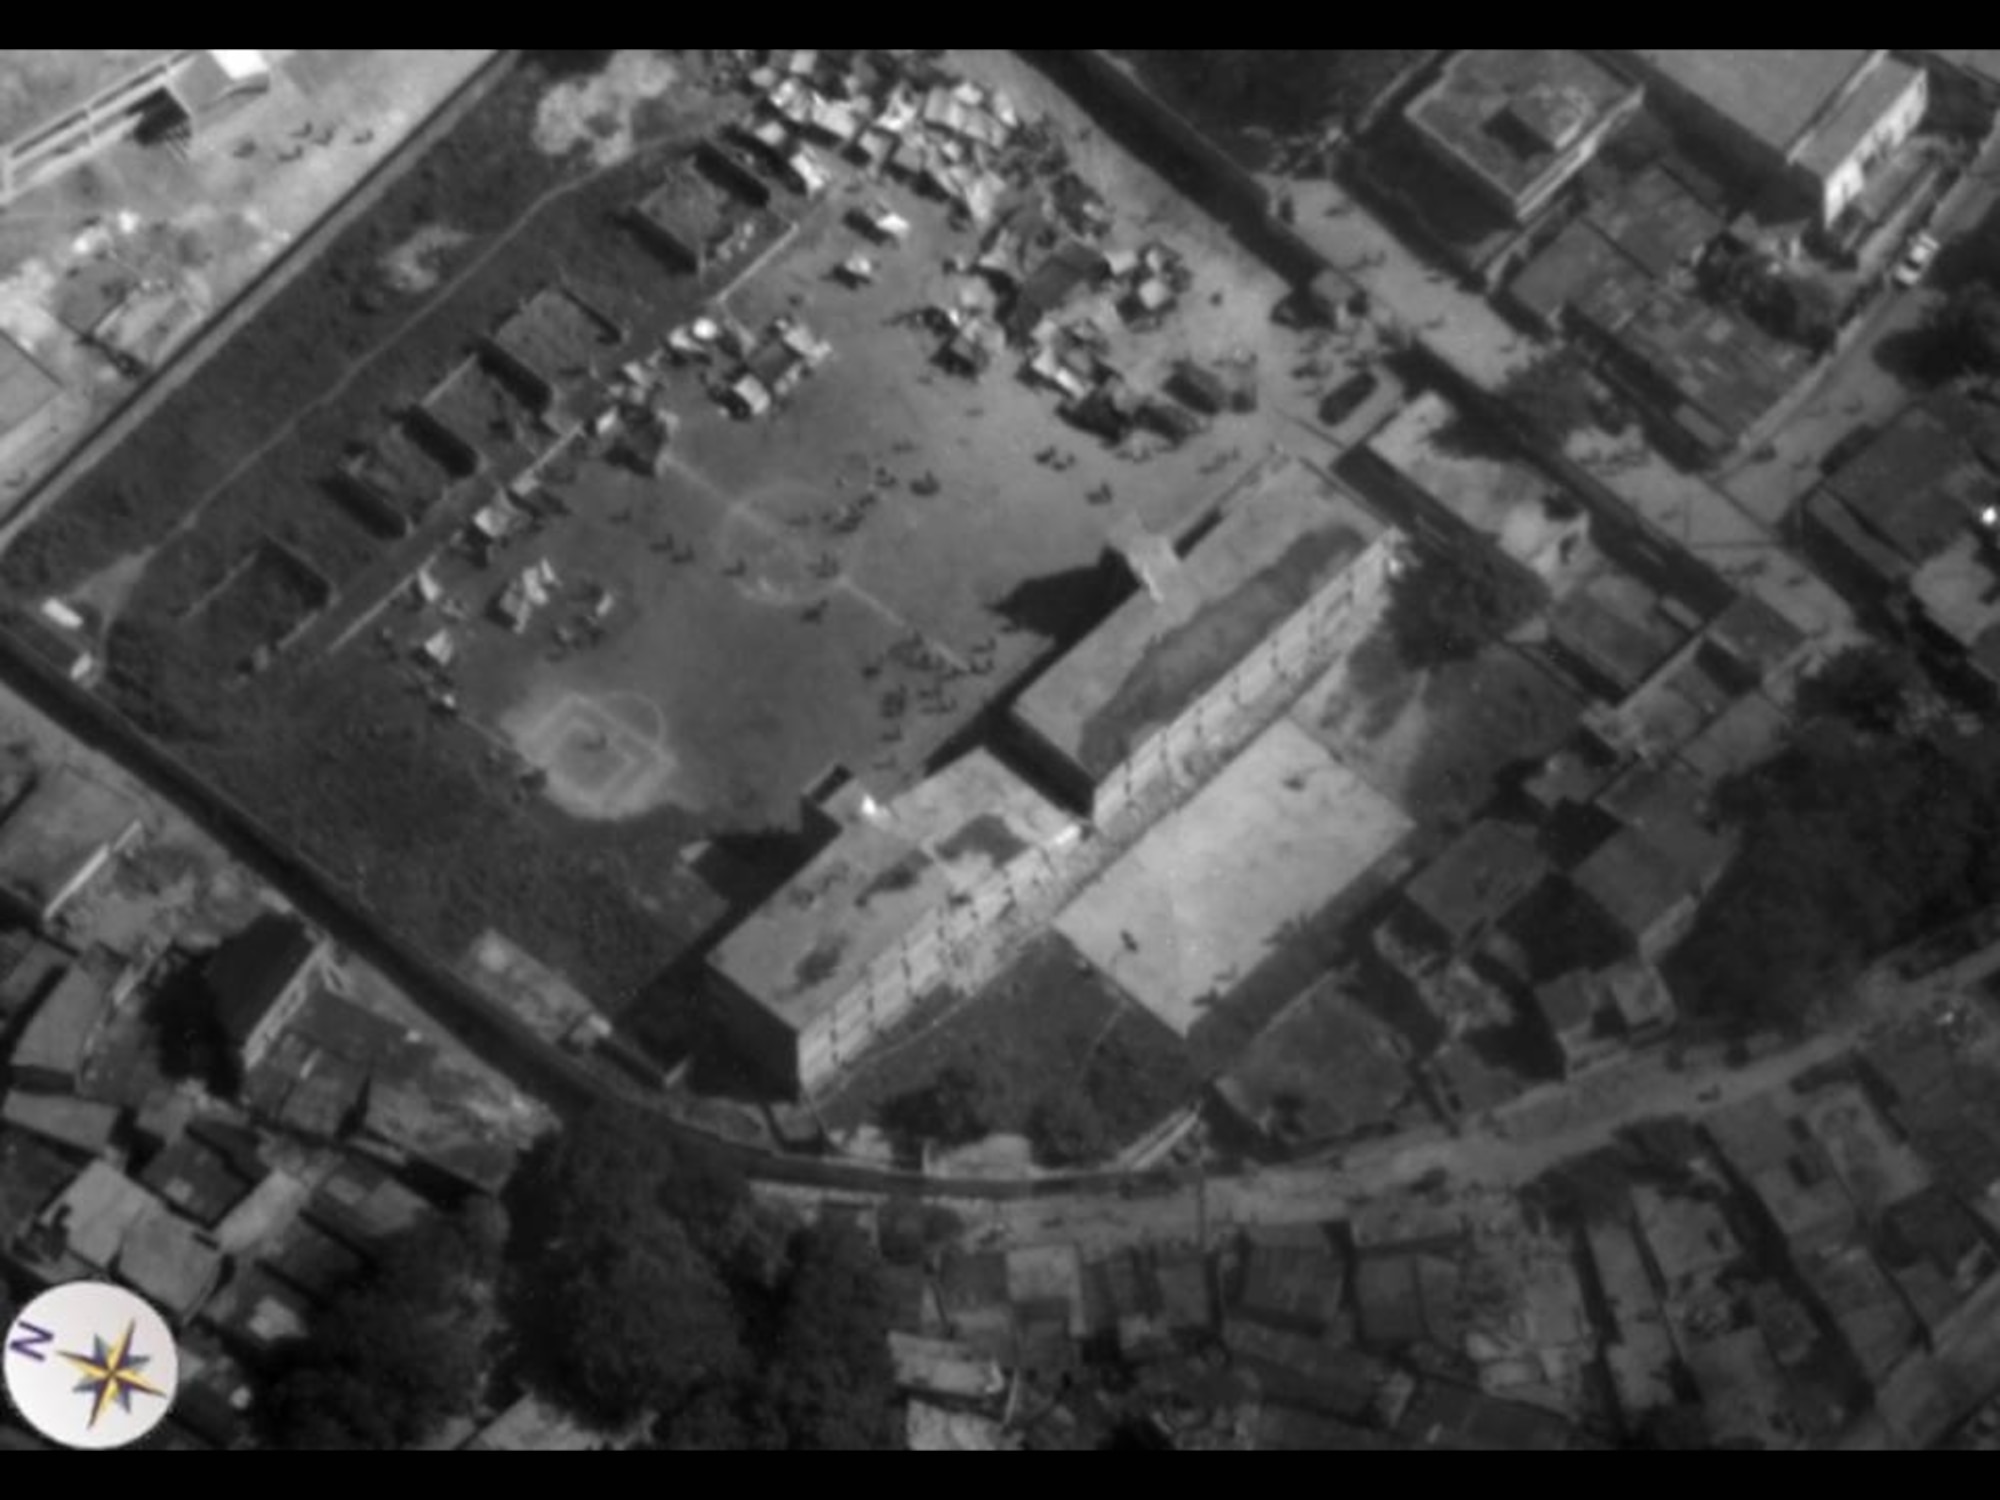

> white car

[{"left": 1894, "top": 231, "right": 1941, "bottom": 288}]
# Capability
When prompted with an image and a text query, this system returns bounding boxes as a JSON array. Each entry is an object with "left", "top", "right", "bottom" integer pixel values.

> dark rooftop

[
  {"left": 1507, "top": 218, "right": 1643, "bottom": 330},
  {"left": 139, "top": 1133, "right": 259, "bottom": 1229},
  {"left": 1587, "top": 164, "right": 1726, "bottom": 277},
  {"left": 1572, "top": 765, "right": 1734, "bottom": 944},
  {"left": 204, "top": 912, "right": 318, "bottom": 1048},
  {"left": 1581, "top": 281, "right": 1806, "bottom": 449},
  {"left": 1212, "top": 974, "right": 1414, "bottom": 1148},
  {"left": 1548, "top": 574, "right": 1691, "bottom": 697},
  {"left": 1821, "top": 392, "right": 2000, "bottom": 566},
  {"left": 1401, "top": 820, "right": 1549, "bottom": 950},
  {"left": 0, "top": 1124, "right": 75, "bottom": 1243},
  {"left": 305, "top": 1156, "right": 432, "bottom": 1253}
]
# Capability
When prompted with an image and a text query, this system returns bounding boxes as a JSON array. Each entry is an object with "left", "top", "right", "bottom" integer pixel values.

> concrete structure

[
  {"left": 708, "top": 751, "right": 1078, "bottom": 1095},
  {"left": 1572, "top": 763, "right": 1735, "bottom": 962},
  {"left": 1616, "top": 50, "right": 1928, "bottom": 226},
  {"left": 1384, "top": 820, "right": 1549, "bottom": 971},
  {"left": 1506, "top": 165, "right": 1725, "bottom": 332},
  {"left": 117, "top": 1201, "right": 225, "bottom": 1324},
  {"left": 0, "top": 1090, "right": 119, "bottom": 1156},
  {"left": 1011, "top": 453, "right": 1398, "bottom": 822},
  {"left": 1405, "top": 50, "right": 1644, "bottom": 224},
  {"left": 1054, "top": 719, "right": 1412, "bottom": 1038},
  {"left": 464, "top": 1394, "right": 605, "bottom": 1453},
  {"left": 0, "top": 51, "right": 271, "bottom": 208},
  {"left": 1805, "top": 390, "right": 2000, "bottom": 680},
  {"left": 21, "top": 1160, "right": 156, "bottom": 1283},
  {"left": 0, "top": 766, "right": 143, "bottom": 929},
  {"left": 204, "top": 912, "right": 328, "bottom": 1072},
  {"left": 7, "top": 964, "right": 109, "bottom": 1092},
  {"left": 1574, "top": 274, "right": 1810, "bottom": 463},
  {"left": 0, "top": 331, "right": 63, "bottom": 450}
]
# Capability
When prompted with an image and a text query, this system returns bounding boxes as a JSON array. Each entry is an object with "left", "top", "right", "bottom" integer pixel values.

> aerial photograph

[{"left": 3, "top": 45, "right": 2000, "bottom": 1451}]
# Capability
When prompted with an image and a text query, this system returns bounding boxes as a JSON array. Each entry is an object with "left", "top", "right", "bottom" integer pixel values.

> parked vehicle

[
  {"left": 1317, "top": 368, "right": 1380, "bottom": 428},
  {"left": 1893, "top": 231, "right": 1941, "bottom": 289}
]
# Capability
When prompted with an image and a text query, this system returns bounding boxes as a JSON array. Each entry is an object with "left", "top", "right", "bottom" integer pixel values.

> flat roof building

[
  {"left": 1055, "top": 719, "right": 1412, "bottom": 1039},
  {"left": 1575, "top": 278, "right": 1809, "bottom": 461},
  {"left": 1405, "top": 50, "right": 1644, "bottom": 224},
  {"left": 1616, "top": 49, "right": 1927, "bottom": 226},
  {"left": 117, "top": 1202, "right": 224, "bottom": 1324},
  {"left": 1388, "top": 820, "right": 1549, "bottom": 965},
  {"left": 8, "top": 963, "right": 109, "bottom": 1092},
  {"left": 0, "top": 766, "right": 143, "bottom": 930},
  {"left": 1011, "top": 453, "right": 1396, "bottom": 821},
  {"left": 1571, "top": 763, "right": 1735, "bottom": 962},
  {"left": 1817, "top": 392, "right": 2000, "bottom": 571},
  {"left": 709, "top": 751, "right": 1077, "bottom": 1094},
  {"left": 0, "top": 332, "right": 63, "bottom": 451}
]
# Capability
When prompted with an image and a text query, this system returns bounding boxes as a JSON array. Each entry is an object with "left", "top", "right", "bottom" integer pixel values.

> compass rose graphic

[
  {"left": 5, "top": 1282, "right": 179, "bottom": 1449},
  {"left": 61, "top": 1321, "right": 168, "bottom": 1430}
]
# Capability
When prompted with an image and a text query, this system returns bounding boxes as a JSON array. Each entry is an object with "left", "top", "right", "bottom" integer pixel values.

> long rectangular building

[
  {"left": 1010, "top": 453, "right": 1398, "bottom": 822},
  {"left": 1615, "top": 49, "right": 1927, "bottom": 225},
  {"left": 708, "top": 751, "right": 1078, "bottom": 1095},
  {"left": 0, "top": 50, "right": 270, "bottom": 207}
]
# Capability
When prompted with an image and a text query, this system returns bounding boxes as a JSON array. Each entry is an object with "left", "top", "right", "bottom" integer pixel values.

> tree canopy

[
  {"left": 1497, "top": 350, "right": 1599, "bottom": 449},
  {"left": 509, "top": 1107, "right": 748, "bottom": 1427},
  {"left": 261, "top": 1204, "right": 506, "bottom": 1450},
  {"left": 1669, "top": 718, "right": 2000, "bottom": 1031},
  {"left": 1793, "top": 643, "right": 1924, "bottom": 735},
  {"left": 1385, "top": 544, "right": 1546, "bottom": 670},
  {"left": 513, "top": 1105, "right": 907, "bottom": 1449},
  {"left": 1941, "top": 280, "right": 2000, "bottom": 375},
  {"left": 762, "top": 1221, "right": 904, "bottom": 1451}
]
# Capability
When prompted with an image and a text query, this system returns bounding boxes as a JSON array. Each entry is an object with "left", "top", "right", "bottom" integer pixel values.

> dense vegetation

[
  {"left": 0, "top": 55, "right": 729, "bottom": 1006},
  {"left": 1384, "top": 543, "right": 1546, "bottom": 671},
  {"left": 1939, "top": 279, "right": 2000, "bottom": 375},
  {"left": 871, "top": 1000, "right": 1194, "bottom": 1169},
  {"left": 511, "top": 1106, "right": 904, "bottom": 1450},
  {"left": 1495, "top": 349, "right": 1601, "bottom": 450},
  {"left": 262, "top": 1203, "right": 508, "bottom": 1449},
  {"left": 1669, "top": 647, "right": 2000, "bottom": 1031}
]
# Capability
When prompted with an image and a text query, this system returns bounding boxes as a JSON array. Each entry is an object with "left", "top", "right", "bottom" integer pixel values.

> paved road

[
  {"left": 1721, "top": 124, "right": 2000, "bottom": 531},
  {"left": 909, "top": 937, "right": 1986, "bottom": 1255}
]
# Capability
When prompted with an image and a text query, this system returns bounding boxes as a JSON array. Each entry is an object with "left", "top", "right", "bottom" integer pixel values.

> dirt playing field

[{"left": 397, "top": 49, "right": 1338, "bottom": 833}]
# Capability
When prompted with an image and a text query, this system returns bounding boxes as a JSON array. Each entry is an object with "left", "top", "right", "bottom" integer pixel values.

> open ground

[
  {"left": 0, "top": 51, "right": 1343, "bottom": 1011},
  {"left": 365, "top": 50, "right": 1335, "bottom": 833}
]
